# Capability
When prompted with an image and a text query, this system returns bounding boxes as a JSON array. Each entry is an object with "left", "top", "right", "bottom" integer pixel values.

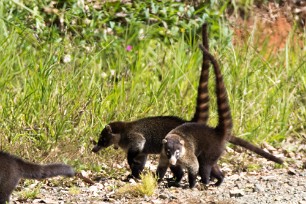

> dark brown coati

[
  {"left": 92, "top": 116, "right": 186, "bottom": 180},
  {"left": 92, "top": 24, "right": 283, "bottom": 180},
  {"left": 156, "top": 45, "right": 232, "bottom": 188},
  {"left": 0, "top": 151, "right": 75, "bottom": 204}
]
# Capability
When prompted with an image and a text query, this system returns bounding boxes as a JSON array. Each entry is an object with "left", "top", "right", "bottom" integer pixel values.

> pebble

[
  {"left": 253, "top": 183, "right": 264, "bottom": 192},
  {"left": 229, "top": 189, "right": 245, "bottom": 197},
  {"left": 158, "top": 194, "right": 168, "bottom": 199}
]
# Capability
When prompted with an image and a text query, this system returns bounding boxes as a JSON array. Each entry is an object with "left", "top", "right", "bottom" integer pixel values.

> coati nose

[
  {"left": 169, "top": 157, "right": 177, "bottom": 165},
  {"left": 92, "top": 145, "right": 102, "bottom": 153}
]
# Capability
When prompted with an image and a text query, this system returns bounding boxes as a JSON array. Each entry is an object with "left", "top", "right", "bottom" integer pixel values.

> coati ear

[
  {"left": 162, "top": 139, "right": 167, "bottom": 144},
  {"left": 105, "top": 125, "right": 112, "bottom": 133},
  {"left": 179, "top": 140, "right": 185, "bottom": 145},
  {"left": 90, "top": 139, "right": 97, "bottom": 145}
]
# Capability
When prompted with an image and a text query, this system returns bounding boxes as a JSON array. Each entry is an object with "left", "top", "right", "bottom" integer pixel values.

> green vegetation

[
  {"left": 17, "top": 182, "right": 41, "bottom": 200},
  {"left": 0, "top": 0, "right": 305, "bottom": 173},
  {"left": 117, "top": 172, "right": 158, "bottom": 197}
]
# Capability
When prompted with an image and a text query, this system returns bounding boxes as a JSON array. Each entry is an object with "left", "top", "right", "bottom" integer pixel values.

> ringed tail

[
  {"left": 191, "top": 23, "right": 210, "bottom": 123},
  {"left": 199, "top": 45, "right": 233, "bottom": 140}
]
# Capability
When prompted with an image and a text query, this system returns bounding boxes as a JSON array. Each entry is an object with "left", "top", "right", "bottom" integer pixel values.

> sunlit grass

[
  {"left": 0, "top": 17, "right": 305, "bottom": 171},
  {"left": 117, "top": 172, "right": 158, "bottom": 197}
]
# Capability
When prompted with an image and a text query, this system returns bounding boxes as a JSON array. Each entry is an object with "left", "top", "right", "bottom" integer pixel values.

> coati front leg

[
  {"left": 127, "top": 150, "right": 147, "bottom": 179},
  {"left": 186, "top": 159, "right": 199, "bottom": 188},
  {"left": 169, "top": 165, "right": 184, "bottom": 183},
  {"left": 126, "top": 133, "right": 146, "bottom": 179},
  {"left": 156, "top": 153, "right": 170, "bottom": 182},
  {"left": 164, "top": 165, "right": 185, "bottom": 187},
  {"left": 0, "top": 174, "right": 20, "bottom": 204}
]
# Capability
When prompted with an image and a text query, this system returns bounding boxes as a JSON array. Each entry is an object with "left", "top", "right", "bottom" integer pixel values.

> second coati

[
  {"left": 156, "top": 45, "right": 232, "bottom": 188},
  {"left": 92, "top": 24, "right": 283, "bottom": 181},
  {"left": 0, "top": 151, "right": 75, "bottom": 204}
]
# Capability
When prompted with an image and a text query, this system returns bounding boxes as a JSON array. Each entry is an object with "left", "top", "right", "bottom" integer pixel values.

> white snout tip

[{"left": 169, "top": 157, "right": 177, "bottom": 165}]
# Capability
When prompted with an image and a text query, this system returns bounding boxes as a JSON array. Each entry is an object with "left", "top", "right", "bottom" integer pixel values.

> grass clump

[
  {"left": 69, "top": 186, "right": 81, "bottom": 195},
  {"left": 117, "top": 172, "right": 158, "bottom": 197},
  {"left": 17, "top": 183, "right": 41, "bottom": 200},
  {"left": 246, "top": 163, "right": 261, "bottom": 172}
]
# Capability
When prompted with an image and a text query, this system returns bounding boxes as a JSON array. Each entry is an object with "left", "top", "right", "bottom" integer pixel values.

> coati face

[
  {"left": 162, "top": 135, "right": 185, "bottom": 166},
  {"left": 92, "top": 125, "right": 120, "bottom": 153}
]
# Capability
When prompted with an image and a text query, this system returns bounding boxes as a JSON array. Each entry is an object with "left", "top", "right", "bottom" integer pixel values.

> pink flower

[{"left": 126, "top": 45, "right": 132, "bottom": 52}]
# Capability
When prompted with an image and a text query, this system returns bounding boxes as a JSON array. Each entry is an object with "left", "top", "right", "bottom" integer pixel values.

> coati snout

[
  {"left": 92, "top": 125, "right": 120, "bottom": 153},
  {"left": 162, "top": 135, "right": 185, "bottom": 166}
]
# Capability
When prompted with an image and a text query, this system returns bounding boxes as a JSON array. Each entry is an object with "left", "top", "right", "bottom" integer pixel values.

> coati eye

[
  {"left": 166, "top": 149, "right": 171, "bottom": 156},
  {"left": 175, "top": 150, "right": 180, "bottom": 157}
]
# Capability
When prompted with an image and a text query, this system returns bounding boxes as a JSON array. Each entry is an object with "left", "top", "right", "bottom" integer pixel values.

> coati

[
  {"left": 156, "top": 45, "right": 232, "bottom": 188},
  {"left": 92, "top": 24, "right": 283, "bottom": 181},
  {"left": 0, "top": 151, "right": 75, "bottom": 204}
]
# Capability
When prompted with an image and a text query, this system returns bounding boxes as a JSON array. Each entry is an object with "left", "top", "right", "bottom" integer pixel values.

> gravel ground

[
  {"left": 10, "top": 167, "right": 306, "bottom": 204},
  {"left": 10, "top": 139, "right": 306, "bottom": 204}
]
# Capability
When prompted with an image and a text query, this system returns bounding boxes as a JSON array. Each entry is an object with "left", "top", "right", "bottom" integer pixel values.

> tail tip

[{"left": 67, "top": 167, "right": 75, "bottom": 177}]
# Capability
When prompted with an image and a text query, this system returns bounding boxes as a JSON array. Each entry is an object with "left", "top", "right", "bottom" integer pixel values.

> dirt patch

[{"left": 230, "top": 2, "right": 304, "bottom": 53}]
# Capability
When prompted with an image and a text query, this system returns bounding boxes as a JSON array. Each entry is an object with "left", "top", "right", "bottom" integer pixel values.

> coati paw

[
  {"left": 212, "top": 180, "right": 223, "bottom": 187},
  {"left": 167, "top": 181, "right": 181, "bottom": 188},
  {"left": 200, "top": 178, "right": 210, "bottom": 185},
  {"left": 165, "top": 177, "right": 181, "bottom": 187},
  {"left": 166, "top": 177, "right": 177, "bottom": 182},
  {"left": 123, "top": 174, "right": 140, "bottom": 182}
]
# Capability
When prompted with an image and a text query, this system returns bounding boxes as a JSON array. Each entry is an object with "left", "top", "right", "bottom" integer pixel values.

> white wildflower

[
  {"left": 63, "top": 54, "right": 71, "bottom": 63},
  {"left": 101, "top": 72, "right": 107, "bottom": 78},
  {"left": 110, "top": 69, "right": 115, "bottom": 76}
]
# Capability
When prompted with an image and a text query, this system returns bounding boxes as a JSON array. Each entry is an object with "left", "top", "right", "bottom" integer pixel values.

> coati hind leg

[
  {"left": 210, "top": 164, "right": 224, "bottom": 186},
  {"left": 198, "top": 154, "right": 213, "bottom": 185},
  {"left": 0, "top": 191, "right": 11, "bottom": 204}
]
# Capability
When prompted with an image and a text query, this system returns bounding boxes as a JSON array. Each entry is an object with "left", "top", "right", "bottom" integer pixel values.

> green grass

[
  {"left": 117, "top": 172, "right": 158, "bottom": 197},
  {"left": 0, "top": 1, "right": 305, "bottom": 172}
]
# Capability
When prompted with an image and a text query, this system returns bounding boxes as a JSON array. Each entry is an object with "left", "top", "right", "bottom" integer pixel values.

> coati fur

[
  {"left": 92, "top": 116, "right": 186, "bottom": 179},
  {"left": 156, "top": 45, "right": 232, "bottom": 188},
  {"left": 92, "top": 24, "right": 283, "bottom": 180},
  {"left": 0, "top": 151, "right": 75, "bottom": 204}
]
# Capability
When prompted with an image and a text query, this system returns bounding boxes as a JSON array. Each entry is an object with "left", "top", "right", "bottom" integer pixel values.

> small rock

[
  {"left": 261, "top": 175, "right": 277, "bottom": 181},
  {"left": 129, "top": 178, "right": 137, "bottom": 184},
  {"left": 159, "top": 194, "right": 168, "bottom": 199},
  {"left": 288, "top": 167, "right": 297, "bottom": 175},
  {"left": 254, "top": 184, "right": 265, "bottom": 192},
  {"left": 229, "top": 189, "right": 245, "bottom": 197},
  {"left": 89, "top": 185, "right": 98, "bottom": 192},
  {"left": 302, "top": 161, "right": 306, "bottom": 169},
  {"left": 263, "top": 142, "right": 276, "bottom": 151},
  {"left": 151, "top": 199, "right": 165, "bottom": 204},
  {"left": 229, "top": 174, "right": 240, "bottom": 181},
  {"left": 274, "top": 195, "right": 284, "bottom": 201}
]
